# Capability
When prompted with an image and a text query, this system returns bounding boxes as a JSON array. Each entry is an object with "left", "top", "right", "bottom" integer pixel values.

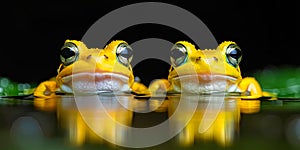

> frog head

[
  {"left": 56, "top": 40, "right": 134, "bottom": 94},
  {"left": 168, "top": 41, "right": 243, "bottom": 93}
]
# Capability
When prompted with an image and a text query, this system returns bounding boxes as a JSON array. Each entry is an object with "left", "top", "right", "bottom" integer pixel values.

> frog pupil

[
  {"left": 118, "top": 47, "right": 133, "bottom": 59},
  {"left": 117, "top": 44, "right": 133, "bottom": 66},
  {"left": 226, "top": 44, "right": 242, "bottom": 67},
  {"left": 61, "top": 48, "right": 75, "bottom": 59},
  {"left": 171, "top": 48, "right": 187, "bottom": 67},
  {"left": 228, "top": 48, "right": 241, "bottom": 60}
]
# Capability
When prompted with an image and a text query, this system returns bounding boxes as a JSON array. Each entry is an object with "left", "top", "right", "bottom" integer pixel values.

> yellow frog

[
  {"left": 149, "top": 41, "right": 265, "bottom": 99},
  {"left": 34, "top": 40, "right": 148, "bottom": 98}
]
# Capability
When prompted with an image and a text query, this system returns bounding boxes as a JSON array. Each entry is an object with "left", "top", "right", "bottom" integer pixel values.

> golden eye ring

[
  {"left": 116, "top": 43, "right": 133, "bottom": 66},
  {"left": 225, "top": 44, "right": 242, "bottom": 68},
  {"left": 60, "top": 42, "right": 79, "bottom": 66},
  {"left": 170, "top": 43, "right": 188, "bottom": 67}
]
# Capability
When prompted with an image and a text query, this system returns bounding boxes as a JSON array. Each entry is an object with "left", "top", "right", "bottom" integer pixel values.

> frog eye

[
  {"left": 226, "top": 44, "right": 242, "bottom": 67},
  {"left": 116, "top": 43, "right": 133, "bottom": 66},
  {"left": 60, "top": 42, "right": 79, "bottom": 66},
  {"left": 170, "top": 43, "right": 188, "bottom": 67}
]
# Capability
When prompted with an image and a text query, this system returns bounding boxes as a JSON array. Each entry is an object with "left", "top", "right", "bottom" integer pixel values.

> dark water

[{"left": 1, "top": 94, "right": 300, "bottom": 150}]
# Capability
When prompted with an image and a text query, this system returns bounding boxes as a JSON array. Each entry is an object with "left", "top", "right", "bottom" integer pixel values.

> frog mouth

[
  {"left": 59, "top": 72, "right": 130, "bottom": 94},
  {"left": 171, "top": 74, "right": 238, "bottom": 93}
]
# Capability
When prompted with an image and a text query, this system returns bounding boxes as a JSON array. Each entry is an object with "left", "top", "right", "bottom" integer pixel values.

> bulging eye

[
  {"left": 170, "top": 43, "right": 188, "bottom": 67},
  {"left": 226, "top": 44, "right": 242, "bottom": 67},
  {"left": 116, "top": 43, "right": 133, "bottom": 66},
  {"left": 60, "top": 42, "right": 79, "bottom": 66}
]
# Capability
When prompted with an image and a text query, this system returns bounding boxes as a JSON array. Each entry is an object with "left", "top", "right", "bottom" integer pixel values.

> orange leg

[
  {"left": 148, "top": 79, "right": 171, "bottom": 96},
  {"left": 131, "top": 82, "right": 150, "bottom": 95},
  {"left": 33, "top": 81, "right": 58, "bottom": 98},
  {"left": 237, "top": 77, "right": 263, "bottom": 99}
]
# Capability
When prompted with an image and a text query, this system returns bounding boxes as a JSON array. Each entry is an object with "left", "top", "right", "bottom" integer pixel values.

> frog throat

[
  {"left": 58, "top": 72, "right": 131, "bottom": 94},
  {"left": 170, "top": 73, "right": 238, "bottom": 93}
]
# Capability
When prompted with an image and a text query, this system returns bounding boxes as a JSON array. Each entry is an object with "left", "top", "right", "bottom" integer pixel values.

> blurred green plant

[
  {"left": 0, "top": 77, "right": 37, "bottom": 97},
  {"left": 252, "top": 66, "right": 300, "bottom": 98}
]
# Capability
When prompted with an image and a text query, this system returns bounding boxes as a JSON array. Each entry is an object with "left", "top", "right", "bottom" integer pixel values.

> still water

[{"left": 1, "top": 94, "right": 300, "bottom": 150}]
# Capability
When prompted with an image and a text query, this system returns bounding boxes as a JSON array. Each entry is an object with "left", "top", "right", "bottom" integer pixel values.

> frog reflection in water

[
  {"left": 46, "top": 95, "right": 259, "bottom": 147},
  {"left": 149, "top": 41, "right": 267, "bottom": 99},
  {"left": 55, "top": 96, "right": 134, "bottom": 146},
  {"left": 34, "top": 40, "right": 148, "bottom": 98},
  {"left": 169, "top": 96, "right": 240, "bottom": 147}
]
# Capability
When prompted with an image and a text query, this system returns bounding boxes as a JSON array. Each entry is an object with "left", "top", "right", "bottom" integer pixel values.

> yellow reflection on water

[
  {"left": 33, "top": 94, "right": 261, "bottom": 148},
  {"left": 34, "top": 98, "right": 58, "bottom": 111},
  {"left": 168, "top": 95, "right": 241, "bottom": 147},
  {"left": 239, "top": 99, "right": 261, "bottom": 114},
  {"left": 56, "top": 95, "right": 134, "bottom": 147}
]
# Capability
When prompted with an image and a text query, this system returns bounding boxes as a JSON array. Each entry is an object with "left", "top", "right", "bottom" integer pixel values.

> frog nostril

[
  {"left": 195, "top": 57, "right": 201, "bottom": 62},
  {"left": 213, "top": 57, "right": 218, "bottom": 62},
  {"left": 104, "top": 55, "right": 108, "bottom": 59},
  {"left": 86, "top": 54, "right": 92, "bottom": 60}
]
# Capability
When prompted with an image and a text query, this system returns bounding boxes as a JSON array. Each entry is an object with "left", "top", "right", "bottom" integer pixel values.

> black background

[{"left": 1, "top": 0, "right": 298, "bottom": 86}]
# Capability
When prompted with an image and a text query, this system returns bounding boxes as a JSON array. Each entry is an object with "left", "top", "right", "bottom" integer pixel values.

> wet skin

[
  {"left": 149, "top": 41, "right": 265, "bottom": 99},
  {"left": 34, "top": 40, "right": 148, "bottom": 98}
]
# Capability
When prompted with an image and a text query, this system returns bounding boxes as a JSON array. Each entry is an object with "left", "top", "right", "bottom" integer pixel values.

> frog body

[
  {"left": 149, "top": 41, "right": 265, "bottom": 99},
  {"left": 34, "top": 40, "right": 148, "bottom": 98}
]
